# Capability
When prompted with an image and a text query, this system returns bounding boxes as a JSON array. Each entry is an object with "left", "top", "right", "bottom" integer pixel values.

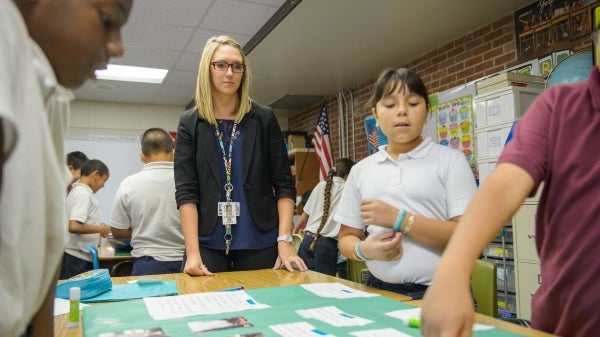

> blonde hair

[{"left": 194, "top": 35, "right": 252, "bottom": 125}]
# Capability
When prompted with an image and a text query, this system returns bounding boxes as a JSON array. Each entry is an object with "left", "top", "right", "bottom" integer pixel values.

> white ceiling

[{"left": 73, "top": 0, "right": 534, "bottom": 112}]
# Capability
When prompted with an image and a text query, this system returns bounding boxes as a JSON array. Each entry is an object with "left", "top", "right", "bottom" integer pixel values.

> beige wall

[
  {"left": 69, "top": 100, "right": 289, "bottom": 138},
  {"left": 69, "top": 100, "right": 183, "bottom": 138}
]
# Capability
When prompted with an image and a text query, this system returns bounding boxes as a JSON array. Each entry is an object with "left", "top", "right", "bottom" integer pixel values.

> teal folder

[
  {"left": 81, "top": 280, "right": 178, "bottom": 303},
  {"left": 56, "top": 269, "right": 112, "bottom": 300},
  {"left": 82, "top": 285, "right": 527, "bottom": 337}
]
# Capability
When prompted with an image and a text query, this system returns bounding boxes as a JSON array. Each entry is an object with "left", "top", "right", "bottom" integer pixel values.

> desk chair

[
  {"left": 111, "top": 260, "right": 133, "bottom": 277},
  {"left": 85, "top": 245, "right": 100, "bottom": 270},
  {"left": 292, "top": 234, "right": 303, "bottom": 252},
  {"left": 471, "top": 259, "right": 498, "bottom": 317},
  {"left": 347, "top": 259, "right": 368, "bottom": 284}
]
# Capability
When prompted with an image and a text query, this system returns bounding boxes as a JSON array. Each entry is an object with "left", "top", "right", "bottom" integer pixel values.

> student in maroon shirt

[{"left": 421, "top": 31, "right": 600, "bottom": 337}]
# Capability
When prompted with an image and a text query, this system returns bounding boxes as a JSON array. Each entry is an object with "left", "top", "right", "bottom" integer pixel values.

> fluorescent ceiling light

[{"left": 95, "top": 64, "right": 168, "bottom": 84}]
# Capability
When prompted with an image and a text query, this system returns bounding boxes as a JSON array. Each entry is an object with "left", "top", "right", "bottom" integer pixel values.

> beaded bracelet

[
  {"left": 393, "top": 209, "right": 407, "bottom": 232},
  {"left": 402, "top": 213, "right": 416, "bottom": 234},
  {"left": 354, "top": 242, "right": 372, "bottom": 261}
]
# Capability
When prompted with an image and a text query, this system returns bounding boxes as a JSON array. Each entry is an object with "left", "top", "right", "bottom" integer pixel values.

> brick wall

[{"left": 288, "top": 13, "right": 592, "bottom": 162}]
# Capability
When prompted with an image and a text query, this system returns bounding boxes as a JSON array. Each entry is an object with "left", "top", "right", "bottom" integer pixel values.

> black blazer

[{"left": 174, "top": 101, "right": 296, "bottom": 236}]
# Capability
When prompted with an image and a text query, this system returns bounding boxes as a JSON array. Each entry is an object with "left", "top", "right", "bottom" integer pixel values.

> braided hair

[{"left": 309, "top": 158, "right": 355, "bottom": 252}]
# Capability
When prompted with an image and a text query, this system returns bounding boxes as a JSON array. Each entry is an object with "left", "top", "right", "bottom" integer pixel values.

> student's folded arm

[
  {"left": 338, "top": 225, "right": 365, "bottom": 260},
  {"left": 110, "top": 227, "right": 131, "bottom": 238}
]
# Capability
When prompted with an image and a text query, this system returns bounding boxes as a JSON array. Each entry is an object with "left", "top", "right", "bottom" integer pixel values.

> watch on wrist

[{"left": 277, "top": 234, "right": 293, "bottom": 244}]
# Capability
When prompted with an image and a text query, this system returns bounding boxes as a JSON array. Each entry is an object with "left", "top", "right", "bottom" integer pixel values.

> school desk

[
  {"left": 54, "top": 269, "right": 555, "bottom": 337},
  {"left": 98, "top": 243, "right": 133, "bottom": 277}
]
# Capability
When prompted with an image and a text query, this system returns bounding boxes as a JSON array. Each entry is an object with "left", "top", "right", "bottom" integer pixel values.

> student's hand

[
  {"left": 98, "top": 224, "right": 111, "bottom": 238},
  {"left": 273, "top": 242, "right": 308, "bottom": 272},
  {"left": 183, "top": 255, "right": 214, "bottom": 276},
  {"left": 360, "top": 199, "right": 399, "bottom": 228},
  {"left": 420, "top": 271, "right": 474, "bottom": 337},
  {"left": 361, "top": 231, "right": 403, "bottom": 261}
]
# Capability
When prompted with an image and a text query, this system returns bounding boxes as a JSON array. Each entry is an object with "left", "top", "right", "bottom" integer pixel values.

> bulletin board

[{"left": 65, "top": 135, "right": 143, "bottom": 223}]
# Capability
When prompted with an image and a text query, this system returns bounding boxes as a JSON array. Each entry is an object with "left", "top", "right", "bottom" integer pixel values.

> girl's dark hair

[
  {"left": 309, "top": 158, "right": 355, "bottom": 251},
  {"left": 366, "top": 67, "right": 429, "bottom": 111},
  {"left": 80, "top": 159, "right": 109, "bottom": 177}
]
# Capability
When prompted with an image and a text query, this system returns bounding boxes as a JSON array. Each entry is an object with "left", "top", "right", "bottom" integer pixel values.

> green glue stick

[
  {"left": 68, "top": 287, "right": 80, "bottom": 328},
  {"left": 404, "top": 316, "right": 420, "bottom": 328}
]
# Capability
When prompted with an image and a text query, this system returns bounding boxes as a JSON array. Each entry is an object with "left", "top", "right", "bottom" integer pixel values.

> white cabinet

[
  {"left": 516, "top": 261, "right": 541, "bottom": 320},
  {"left": 512, "top": 189, "right": 542, "bottom": 320},
  {"left": 474, "top": 85, "right": 543, "bottom": 318}
]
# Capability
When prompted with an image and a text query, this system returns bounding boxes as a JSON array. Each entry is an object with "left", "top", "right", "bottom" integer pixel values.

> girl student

[
  {"left": 334, "top": 68, "right": 477, "bottom": 299},
  {"left": 294, "top": 158, "right": 355, "bottom": 277}
]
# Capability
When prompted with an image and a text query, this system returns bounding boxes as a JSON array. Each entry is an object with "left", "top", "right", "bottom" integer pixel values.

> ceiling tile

[
  {"left": 200, "top": 0, "right": 279, "bottom": 34},
  {"left": 123, "top": 21, "right": 195, "bottom": 50},
  {"left": 175, "top": 52, "right": 202, "bottom": 71},
  {"left": 112, "top": 46, "right": 182, "bottom": 69},
  {"left": 127, "top": 0, "right": 213, "bottom": 27}
]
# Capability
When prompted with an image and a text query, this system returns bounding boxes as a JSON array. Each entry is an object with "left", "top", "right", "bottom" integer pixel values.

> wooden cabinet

[{"left": 288, "top": 148, "right": 319, "bottom": 214}]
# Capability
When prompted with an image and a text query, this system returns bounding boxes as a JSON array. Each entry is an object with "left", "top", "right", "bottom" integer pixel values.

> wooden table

[{"left": 55, "top": 269, "right": 555, "bottom": 337}]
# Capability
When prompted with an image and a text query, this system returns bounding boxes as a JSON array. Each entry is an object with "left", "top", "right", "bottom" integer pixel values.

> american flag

[{"left": 311, "top": 103, "right": 334, "bottom": 181}]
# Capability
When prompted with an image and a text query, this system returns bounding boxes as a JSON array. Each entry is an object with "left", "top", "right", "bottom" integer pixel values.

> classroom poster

[
  {"left": 436, "top": 94, "right": 475, "bottom": 165},
  {"left": 364, "top": 115, "right": 388, "bottom": 154},
  {"left": 422, "top": 93, "right": 439, "bottom": 141}
]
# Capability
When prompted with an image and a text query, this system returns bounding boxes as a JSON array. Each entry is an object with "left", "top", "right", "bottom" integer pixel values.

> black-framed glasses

[{"left": 211, "top": 62, "right": 245, "bottom": 73}]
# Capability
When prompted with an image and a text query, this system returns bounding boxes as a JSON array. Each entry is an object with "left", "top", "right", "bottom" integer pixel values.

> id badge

[{"left": 218, "top": 202, "right": 240, "bottom": 225}]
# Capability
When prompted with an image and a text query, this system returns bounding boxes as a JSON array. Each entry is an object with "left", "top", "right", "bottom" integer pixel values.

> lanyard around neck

[{"left": 215, "top": 122, "right": 238, "bottom": 202}]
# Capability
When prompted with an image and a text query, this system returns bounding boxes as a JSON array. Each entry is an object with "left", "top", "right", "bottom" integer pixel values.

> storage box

[
  {"left": 497, "top": 291, "right": 517, "bottom": 313},
  {"left": 476, "top": 73, "right": 545, "bottom": 96},
  {"left": 493, "top": 259, "right": 515, "bottom": 293},
  {"left": 284, "top": 131, "right": 308, "bottom": 150},
  {"left": 493, "top": 226, "right": 513, "bottom": 244},
  {"left": 474, "top": 86, "right": 542, "bottom": 129},
  {"left": 287, "top": 135, "right": 306, "bottom": 149},
  {"left": 484, "top": 243, "right": 514, "bottom": 259},
  {"left": 475, "top": 122, "right": 513, "bottom": 160}
]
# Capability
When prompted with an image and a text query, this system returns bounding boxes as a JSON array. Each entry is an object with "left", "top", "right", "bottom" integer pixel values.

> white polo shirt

[
  {"left": 334, "top": 138, "right": 477, "bottom": 284},
  {"left": 109, "top": 162, "right": 184, "bottom": 261},
  {"left": 65, "top": 183, "right": 103, "bottom": 261},
  {"left": 0, "top": 1, "right": 70, "bottom": 335},
  {"left": 303, "top": 176, "right": 346, "bottom": 238}
]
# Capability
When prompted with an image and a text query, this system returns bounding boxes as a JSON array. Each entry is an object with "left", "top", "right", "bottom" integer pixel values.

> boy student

[
  {"left": 0, "top": 1, "right": 132, "bottom": 336},
  {"left": 67, "top": 151, "right": 88, "bottom": 193},
  {"left": 421, "top": 30, "right": 600, "bottom": 337},
  {"left": 109, "top": 128, "right": 185, "bottom": 275},
  {"left": 61, "top": 159, "right": 111, "bottom": 279}
]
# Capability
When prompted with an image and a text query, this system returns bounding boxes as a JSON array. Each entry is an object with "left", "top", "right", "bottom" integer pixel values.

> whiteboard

[{"left": 65, "top": 135, "right": 143, "bottom": 223}]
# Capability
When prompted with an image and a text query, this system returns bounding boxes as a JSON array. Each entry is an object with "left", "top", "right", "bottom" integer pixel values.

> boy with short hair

[
  {"left": 67, "top": 151, "right": 89, "bottom": 193},
  {"left": 0, "top": 1, "right": 133, "bottom": 336},
  {"left": 61, "top": 159, "right": 111, "bottom": 279}
]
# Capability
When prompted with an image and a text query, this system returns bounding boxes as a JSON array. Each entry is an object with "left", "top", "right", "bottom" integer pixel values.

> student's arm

[
  {"left": 292, "top": 212, "right": 308, "bottom": 234},
  {"left": 338, "top": 225, "right": 365, "bottom": 260},
  {"left": 339, "top": 224, "right": 403, "bottom": 261},
  {"left": 30, "top": 264, "right": 60, "bottom": 337},
  {"left": 68, "top": 220, "right": 110, "bottom": 237},
  {"left": 180, "top": 202, "right": 213, "bottom": 276},
  {"left": 360, "top": 199, "right": 461, "bottom": 251},
  {"left": 420, "top": 163, "right": 534, "bottom": 337},
  {"left": 110, "top": 227, "right": 131, "bottom": 238}
]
